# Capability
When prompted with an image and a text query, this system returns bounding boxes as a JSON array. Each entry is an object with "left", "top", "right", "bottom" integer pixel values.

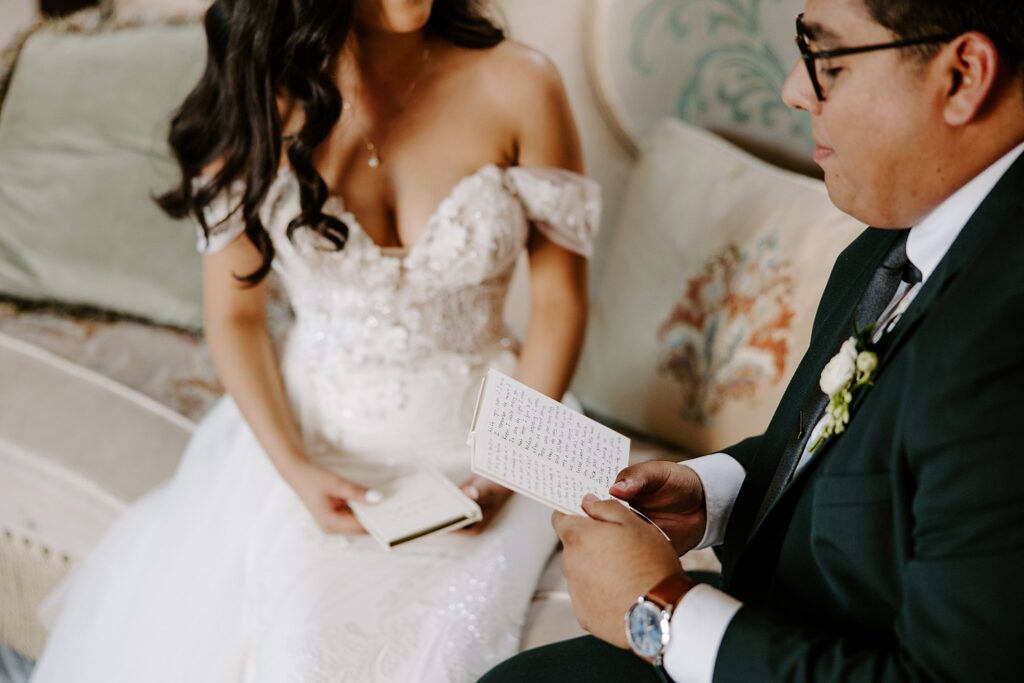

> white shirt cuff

[
  {"left": 662, "top": 584, "right": 743, "bottom": 683},
  {"left": 679, "top": 453, "right": 746, "bottom": 549}
]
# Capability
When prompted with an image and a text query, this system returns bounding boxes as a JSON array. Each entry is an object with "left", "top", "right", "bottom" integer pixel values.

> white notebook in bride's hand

[
  {"left": 349, "top": 469, "right": 482, "bottom": 550},
  {"left": 468, "top": 368, "right": 631, "bottom": 516}
]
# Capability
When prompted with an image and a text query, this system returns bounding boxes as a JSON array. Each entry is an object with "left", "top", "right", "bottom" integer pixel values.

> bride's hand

[
  {"left": 458, "top": 477, "right": 513, "bottom": 535},
  {"left": 283, "top": 459, "right": 380, "bottom": 535}
]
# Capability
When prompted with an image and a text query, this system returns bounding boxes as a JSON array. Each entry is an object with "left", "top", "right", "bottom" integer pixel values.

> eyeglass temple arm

[{"left": 797, "top": 33, "right": 961, "bottom": 60}]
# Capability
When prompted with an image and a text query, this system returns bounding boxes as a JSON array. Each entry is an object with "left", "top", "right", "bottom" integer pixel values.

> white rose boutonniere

[
  {"left": 810, "top": 331, "right": 879, "bottom": 454},
  {"left": 819, "top": 338, "right": 858, "bottom": 396}
]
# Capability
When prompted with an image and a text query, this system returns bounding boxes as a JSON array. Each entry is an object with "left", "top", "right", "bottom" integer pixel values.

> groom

[{"left": 482, "top": 0, "right": 1024, "bottom": 681}]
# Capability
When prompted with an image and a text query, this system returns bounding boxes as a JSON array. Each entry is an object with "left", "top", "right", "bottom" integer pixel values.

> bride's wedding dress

[{"left": 30, "top": 164, "right": 599, "bottom": 683}]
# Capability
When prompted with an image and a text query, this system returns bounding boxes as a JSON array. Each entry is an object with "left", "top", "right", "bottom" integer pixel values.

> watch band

[{"left": 646, "top": 572, "right": 692, "bottom": 610}]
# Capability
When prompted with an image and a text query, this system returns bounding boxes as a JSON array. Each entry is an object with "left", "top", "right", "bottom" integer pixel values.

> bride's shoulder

[
  {"left": 474, "top": 40, "right": 567, "bottom": 100},
  {"left": 467, "top": 40, "right": 579, "bottom": 159}
]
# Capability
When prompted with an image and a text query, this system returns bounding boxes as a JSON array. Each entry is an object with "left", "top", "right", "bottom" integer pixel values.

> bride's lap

[
  {"left": 241, "top": 489, "right": 556, "bottom": 682},
  {"left": 35, "top": 378, "right": 557, "bottom": 682}
]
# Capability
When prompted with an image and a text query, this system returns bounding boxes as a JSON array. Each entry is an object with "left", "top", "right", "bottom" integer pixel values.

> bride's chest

[{"left": 263, "top": 165, "right": 529, "bottom": 294}]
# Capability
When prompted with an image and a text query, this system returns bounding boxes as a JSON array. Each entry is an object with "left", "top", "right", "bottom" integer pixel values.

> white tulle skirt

[{"left": 31, "top": 350, "right": 556, "bottom": 683}]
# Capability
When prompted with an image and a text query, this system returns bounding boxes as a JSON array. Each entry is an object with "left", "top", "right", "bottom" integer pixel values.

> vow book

[
  {"left": 349, "top": 469, "right": 482, "bottom": 550},
  {"left": 468, "top": 368, "right": 631, "bottom": 515}
]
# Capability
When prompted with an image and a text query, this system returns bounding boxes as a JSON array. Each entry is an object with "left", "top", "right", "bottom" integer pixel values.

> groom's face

[{"left": 782, "top": 0, "right": 941, "bottom": 228}]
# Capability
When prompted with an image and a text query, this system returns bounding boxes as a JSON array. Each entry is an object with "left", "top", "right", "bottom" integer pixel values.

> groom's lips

[{"left": 813, "top": 144, "right": 835, "bottom": 164}]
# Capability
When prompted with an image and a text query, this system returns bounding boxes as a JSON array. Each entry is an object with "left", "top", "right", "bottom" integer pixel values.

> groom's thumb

[
  {"left": 610, "top": 463, "right": 655, "bottom": 499},
  {"left": 611, "top": 461, "right": 678, "bottom": 501}
]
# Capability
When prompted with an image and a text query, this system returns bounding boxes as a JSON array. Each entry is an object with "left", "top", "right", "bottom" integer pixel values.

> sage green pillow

[{"left": 0, "top": 23, "right": 206, "bottom": 329}]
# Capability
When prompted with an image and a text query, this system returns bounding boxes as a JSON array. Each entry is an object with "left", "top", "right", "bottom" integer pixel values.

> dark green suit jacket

[{"left": 711, "top": 152, "right": 1024, "bottom": 682}]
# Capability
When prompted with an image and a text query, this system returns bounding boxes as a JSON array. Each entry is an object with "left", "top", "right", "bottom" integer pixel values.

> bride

[{"left": 29, "top": 0, "right": 599, "bottom": 681}]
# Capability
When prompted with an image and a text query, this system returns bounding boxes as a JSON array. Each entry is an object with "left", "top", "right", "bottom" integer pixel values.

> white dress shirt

[{"left": 661, "top": 141, "right": 1024, "bottom": 683}]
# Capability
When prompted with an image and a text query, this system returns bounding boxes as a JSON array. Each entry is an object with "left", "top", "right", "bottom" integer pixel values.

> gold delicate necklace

[{"left": 343, "top": 45, "right": 431, "bottom": 169}]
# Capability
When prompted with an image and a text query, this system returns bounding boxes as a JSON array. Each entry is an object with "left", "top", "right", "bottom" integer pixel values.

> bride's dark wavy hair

[{"left": 156, "top": 0, "right": 504, "bottom": 285}]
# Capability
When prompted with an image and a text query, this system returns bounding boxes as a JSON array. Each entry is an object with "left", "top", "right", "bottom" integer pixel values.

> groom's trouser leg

[{"left": 478, "top": 636, "right": 664, "bottom": 683}]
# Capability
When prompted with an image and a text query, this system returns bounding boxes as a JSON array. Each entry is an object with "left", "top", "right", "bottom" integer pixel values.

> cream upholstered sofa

[
  {"left": 0, "top": 1, "right": 864, "bottom": 668},
  {"left": 0, "top": 7, "right": 681, "bottom": 663}
]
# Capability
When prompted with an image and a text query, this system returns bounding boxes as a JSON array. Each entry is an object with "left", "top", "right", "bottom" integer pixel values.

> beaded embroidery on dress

[{"left": 31, "top": 165, "right": 600, "bottom": 683}]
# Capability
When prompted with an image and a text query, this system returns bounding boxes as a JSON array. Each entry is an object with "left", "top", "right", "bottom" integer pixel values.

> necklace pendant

[{"left": 368, "top": 154, "right": 381, "bottom": 169}]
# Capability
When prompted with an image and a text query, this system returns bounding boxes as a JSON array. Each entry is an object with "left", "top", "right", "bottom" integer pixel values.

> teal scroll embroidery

[{"left": 629, "top": 0, "right": 812, "bottom": 147}]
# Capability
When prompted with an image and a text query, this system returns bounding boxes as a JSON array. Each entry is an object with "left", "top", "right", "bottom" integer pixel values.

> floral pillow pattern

[{"left": 657, "top": 234, "right": 795, "bottom": 424}]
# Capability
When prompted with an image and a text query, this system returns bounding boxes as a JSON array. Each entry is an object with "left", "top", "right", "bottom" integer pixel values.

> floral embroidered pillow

[{"left": 573, "top": 119, "right": 864, "bottom": 455}]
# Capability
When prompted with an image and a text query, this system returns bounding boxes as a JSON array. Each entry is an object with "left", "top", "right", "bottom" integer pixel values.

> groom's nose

[{"left": 782, "top": 61, "right": 821, "bottom": 115}]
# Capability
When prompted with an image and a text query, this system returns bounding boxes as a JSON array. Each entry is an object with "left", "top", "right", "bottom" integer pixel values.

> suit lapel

[
  {"left": 719, "top": 230, "right": 899, "bottom": 584},
  {"left": 799, "top": 147, "right": 1024, "bottom": 478},
  {"left": 730, "top": 151, "right": 1024, "bottom": 587}
]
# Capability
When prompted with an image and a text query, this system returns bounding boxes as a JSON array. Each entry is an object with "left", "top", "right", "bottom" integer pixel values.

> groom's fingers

[
  {"left": 582, "top": 495, "right": 635, "bottom": 524},
  {"left": 553, "top": 494, "right": 642, "bottom": 547},
  {"left": 551, "top": 510, "right": 578, "bottom": 541},
  {"left": 553, "top": 496, "right": 633, "bottom": 538}
]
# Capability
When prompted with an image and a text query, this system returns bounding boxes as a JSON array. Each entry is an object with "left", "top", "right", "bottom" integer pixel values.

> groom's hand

[
  {"left": 553, "top": 494, "right": 691, "bottom": 650},
  {"left": 609, "top": 460, "right": 708, "bottom": 554}
]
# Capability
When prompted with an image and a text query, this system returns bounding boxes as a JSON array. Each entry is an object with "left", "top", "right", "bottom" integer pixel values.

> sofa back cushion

[
  {"left": 0, "top": 22, "right": 206, "bottom": 329},
  {"left": 113, "top": 0, "right": 210, "bottom": 22},
  {"left": 573, "top": 119, "right": 864, "bottom": 455}
]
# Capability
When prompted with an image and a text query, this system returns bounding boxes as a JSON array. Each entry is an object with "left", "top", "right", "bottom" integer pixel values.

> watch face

[{"left": 626, "top": 601, "right": 666, "bottom": 659}]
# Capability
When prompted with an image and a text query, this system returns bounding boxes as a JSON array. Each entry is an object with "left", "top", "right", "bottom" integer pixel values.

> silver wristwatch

[{"left": 625, "top": 573, "right": 691, "bottom": 667}]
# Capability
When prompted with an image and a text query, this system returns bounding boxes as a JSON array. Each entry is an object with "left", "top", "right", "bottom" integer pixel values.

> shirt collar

[{"left": 908, "top": 141, "right": 1024, "bottom": 283}]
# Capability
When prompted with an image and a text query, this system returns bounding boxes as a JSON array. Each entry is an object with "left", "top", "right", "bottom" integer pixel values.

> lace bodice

[{"left": 196, "top": 164, "right": 600, "bottom": 370}]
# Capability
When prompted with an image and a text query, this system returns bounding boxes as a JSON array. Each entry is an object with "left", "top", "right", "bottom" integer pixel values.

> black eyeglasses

[{"left": 795, "top": 13, "right": 960, "bottom": 101}]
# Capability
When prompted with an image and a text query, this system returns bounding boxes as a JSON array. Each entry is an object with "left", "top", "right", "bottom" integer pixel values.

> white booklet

[
  {"left": 349, "top": 469, "right": 482, "bottom": 550},
  {"left": 468, "top": 368, "right": 633, "bottom": 516}
]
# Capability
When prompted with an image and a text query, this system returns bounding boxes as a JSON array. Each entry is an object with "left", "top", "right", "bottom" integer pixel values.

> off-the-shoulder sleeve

[
  {"left": 504, "top": 166, "right": 602, "bottom": 258},
  {"left": 192, "top": 178, "right": 247, "bottom": 255}
]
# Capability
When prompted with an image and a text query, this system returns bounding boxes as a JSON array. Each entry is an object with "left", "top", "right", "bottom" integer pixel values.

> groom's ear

[{"left": 940, "top": 32, "right": 1002, "bottom": 127}]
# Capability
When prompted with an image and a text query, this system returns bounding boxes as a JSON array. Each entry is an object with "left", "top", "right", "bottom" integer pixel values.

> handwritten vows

[{"left": 468, "top": 369, "right": 631, "bottom": 515}]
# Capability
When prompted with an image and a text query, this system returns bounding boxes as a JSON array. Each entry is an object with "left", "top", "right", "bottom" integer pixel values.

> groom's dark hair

[{"left": 864, "top": 0, "right": 1024, "bottom": 87}]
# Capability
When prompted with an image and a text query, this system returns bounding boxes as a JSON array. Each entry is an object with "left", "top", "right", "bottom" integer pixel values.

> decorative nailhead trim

[{"left": 0, "top": 527, "right": 75, "bottom": 566}]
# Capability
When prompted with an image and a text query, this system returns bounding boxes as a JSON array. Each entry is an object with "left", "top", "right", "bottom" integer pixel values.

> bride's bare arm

[
  {"left": 202, "top": 239, "right": 301, "bottom": 471},
  {"left": 202, "top": 232, "right": 375, "bottom": 533},
  {"left": 509, "top": 45, "right": 588, "bottom": 401},
  {"left": 460, "top": 45, "right": 590, "bottom": 530}
]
